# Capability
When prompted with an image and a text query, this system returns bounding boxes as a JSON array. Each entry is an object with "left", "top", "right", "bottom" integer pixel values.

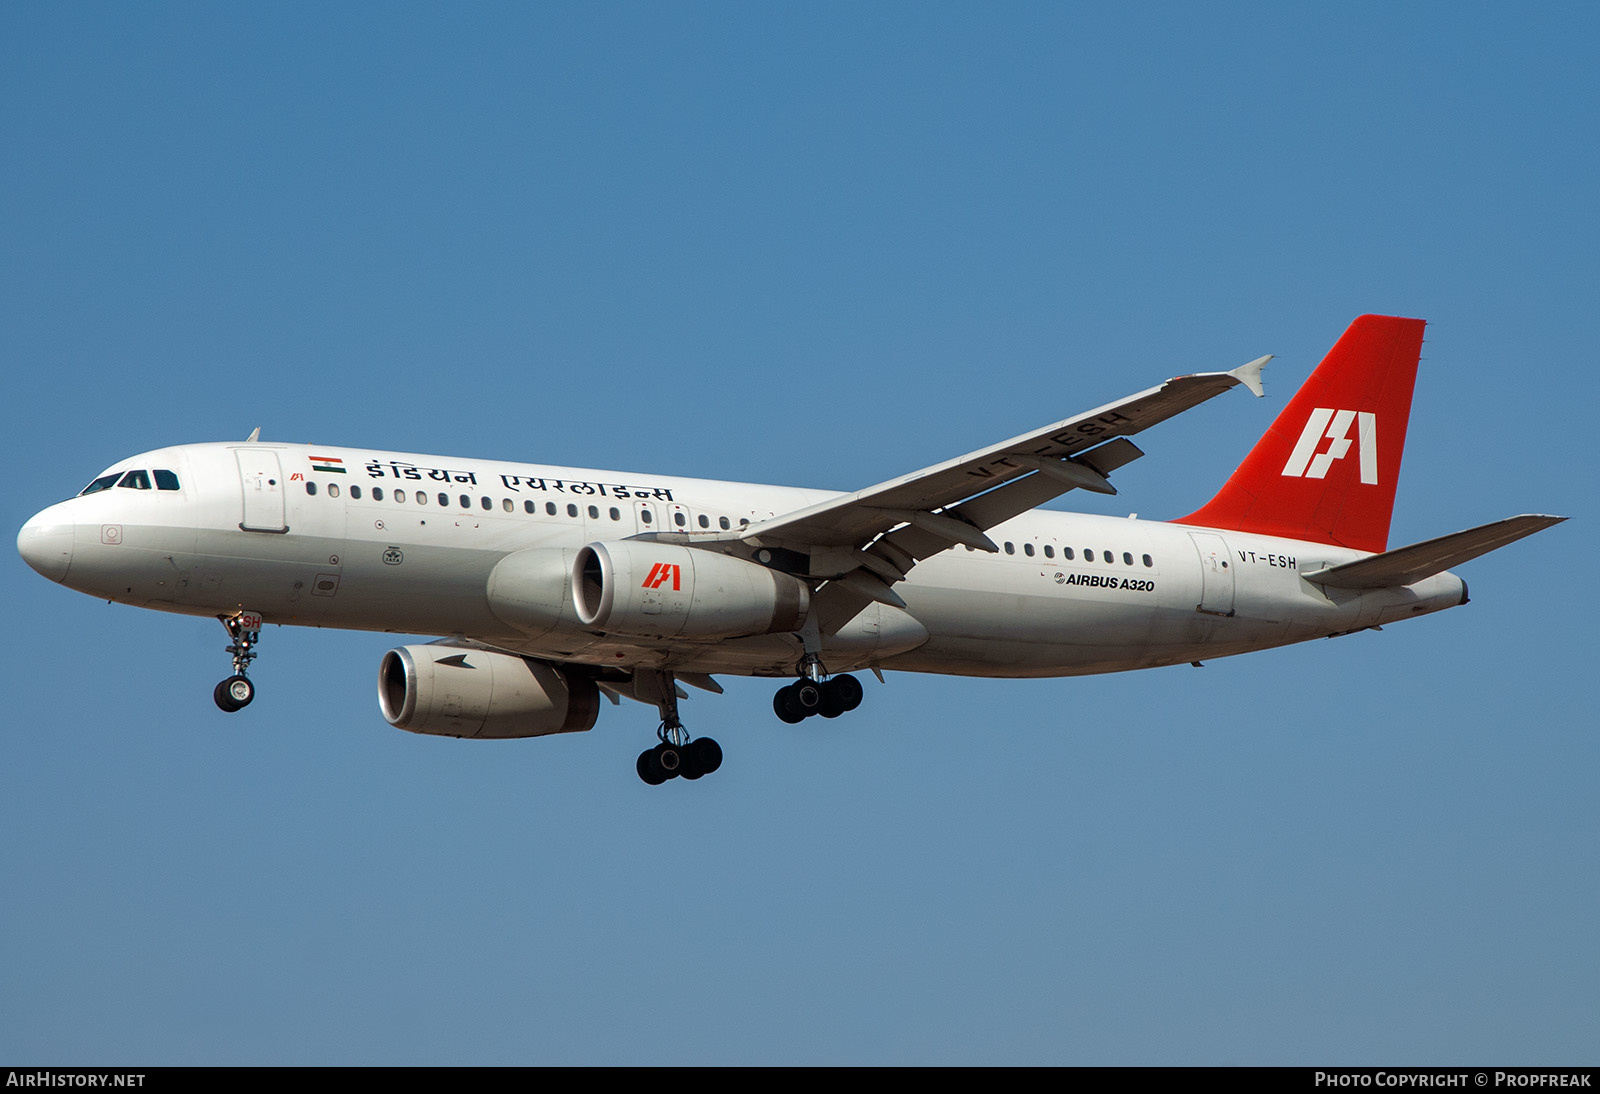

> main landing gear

[
  {"left": 213, "top": 612, "right": 261, "bottom": 713},
  {"left": 635, "top": 671, "right": 723, "bottom": 786},
  {"left": 773, "top": 656, "right": 864, "bottom": 724}
]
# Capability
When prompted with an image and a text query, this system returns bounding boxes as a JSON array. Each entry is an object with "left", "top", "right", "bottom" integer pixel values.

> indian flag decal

[{"left": 310, "top": 455, "right": 346, "bottom": 473}]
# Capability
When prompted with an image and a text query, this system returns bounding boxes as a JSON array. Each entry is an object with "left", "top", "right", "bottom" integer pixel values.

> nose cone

[{"left": 18, "top": 504, "right": 75, "bottom": 583}]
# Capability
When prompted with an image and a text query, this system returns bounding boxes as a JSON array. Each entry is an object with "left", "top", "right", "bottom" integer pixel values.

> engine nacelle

[
  {"left": 486, "top": 547, "right": 584, "bottom": 638},
  {"left": 378, "top": 645, "right": 599, "bottom": 739},
  {"left": 572, "top": 541, "right": 810, "bottom": 639}
]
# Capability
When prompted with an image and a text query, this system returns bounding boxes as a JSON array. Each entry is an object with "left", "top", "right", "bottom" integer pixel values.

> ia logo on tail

[{"left": 1282, "top": 408, "right": 1378, "bottom": 484}]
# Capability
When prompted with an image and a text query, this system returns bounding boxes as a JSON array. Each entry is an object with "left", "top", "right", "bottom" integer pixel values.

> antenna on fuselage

[{"left": 246, "top": 427, "right": 260, "bottom": 442}]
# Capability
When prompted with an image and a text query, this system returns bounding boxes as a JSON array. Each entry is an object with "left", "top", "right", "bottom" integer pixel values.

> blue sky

[{"left": 3, "top": 2, "right": 1595, "bottom": 1064}]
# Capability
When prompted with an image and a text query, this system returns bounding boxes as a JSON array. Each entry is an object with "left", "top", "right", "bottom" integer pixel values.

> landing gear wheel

[
  {"left": 792, "top": 680, "right": 823, "bottom": 716},
  {"left": 774, "top": 684, "right": 806, "bottom": 724},
  {"left": 829, "top": 673, "right": 864, "bottom": 712},
  {"left": 688, "top": 737, "right": 722, "bottom": 777},
  {"left": 637, "top": 748, "right": 669, "bottom": 786},
  {"left": 214, "top": 675, "right": 254, "bottom": 712},
  {"left": 653, "top": 742, "right": 684, "bottom": 779}
]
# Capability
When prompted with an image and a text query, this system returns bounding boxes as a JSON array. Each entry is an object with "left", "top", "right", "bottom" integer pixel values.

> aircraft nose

[{"left": 18, "top": 505, "right": 75, "bottom": 583}]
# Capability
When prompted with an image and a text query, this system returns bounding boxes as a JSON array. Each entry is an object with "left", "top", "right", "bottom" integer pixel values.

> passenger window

[
  {"left": 1103, "top": 549, "right": 1112, "bottom": 562},
  {"left": 154, "top": 470, "right": 180, "bottom": 490},
  {"left": 459, "top": 494, "right": 470, "bottom": 508},
  {"left": 329, "top": 484, "right": 340, "bottom": 498},
  {"left": 719, "top": 517, "right": 730, "bottom": 530},
  {"left": 351, "top": 485, "right": 363, "bottom": 500},
  {"left": 568, "top": 503, "right": 579, "bottom": 518},
  {"left": 1063, "top": 547, "right": 1074, "bottom": 560},
  {"left": 1004, "top": 542, "right": 1015, "bottom": 555},
  {"left": 1084, "top": 549, "right": 1094, "bottom": 562},
  {"left": 439, "top": 493, "right": 449, "bottom": 506},
  {"left": 306, "top": 481, "right": 318, "bottom": 496},
  {"left": 394, "top": 489, "right": 405, "bottom": 503},
  {"left": 503, "top": 499, "right": 514, "bottom": 513},
  {"left": 1123, "top": 552, "right": 1133, "bottom": 566},
  {"left": 1044, "top": 545, "right": 1054, "bottom": 559},
  {"left": 698, "top": 514, "right": 709, "bottom": 528},
  {"left": 480, "top": 497, "right": 491, "bottom": 510},
  {"left": 1142, "top": 554, "right": 1153, "bottom": 568},
  {"left": 372, "top": 487, "right": 384, "bottom": 501},
  {"left": 674, "top": 511, "right": 686, "bottom": 527},
  {"left": 1024, "top": 543, "right": 1035, "bottom": 557},
  {"left": 546, "top": 502, "right": 557, "bottom": 516},
  {"left": 610, "top": 507, "right": 620, "bottom": 521},
  {"left": 588, "top": 505, "right": 599, "bottom": 519},
  {"left": 641, "top": 510, "right": 652, "bottom": 525},
  {"left": 117, "top": 470, "right": 151, "bottom": 490},
  {"left": 524, "top": 500, "right": 536, "bottom": 514}
]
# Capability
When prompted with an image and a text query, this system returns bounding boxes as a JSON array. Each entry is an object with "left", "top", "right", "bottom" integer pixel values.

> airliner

[{"left": 17, "top": 316, "right": 1563, "bottom": 784}]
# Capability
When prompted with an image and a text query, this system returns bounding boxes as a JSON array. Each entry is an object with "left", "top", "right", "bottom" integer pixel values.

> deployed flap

[
  {"left": 742, "top": 358, "right": 1269, "bottom": 554},
  {"left": 1302, "top": 514, "right": 1566, "bottom": 588}
]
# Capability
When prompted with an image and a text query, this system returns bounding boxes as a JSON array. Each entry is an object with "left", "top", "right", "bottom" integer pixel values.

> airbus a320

[{"left": 17, "top": 316, "right": 1563, "bottom": 784}]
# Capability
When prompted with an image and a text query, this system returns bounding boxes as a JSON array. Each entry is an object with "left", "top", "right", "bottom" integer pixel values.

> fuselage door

[
  {"left": 1188, "top": 531, "right": 1234, "bottom": 616},
  {"left": 236, "top": 448, "right": 288, "bottom": 533}
]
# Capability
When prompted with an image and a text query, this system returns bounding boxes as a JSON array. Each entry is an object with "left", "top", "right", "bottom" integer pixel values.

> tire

[
  {"left": 637, "top": 749, "right": 668, "bottom": 785},
  {"left": 792, "top": 680, "right": 823, "bottom": 715},
  {"left": 689, "top": 737, "right": 723, "bottom": 776},
  {"left": 831, "top": 673, "right": 864, "bottom": 712},
  {"left": 654, "top": 743, "right": 683, "bottom": 778},
  {"left": 774, "top": 685, "right": 805, "bottom": 724},
  {"left": 214, "top": 675, "right": 253, "bottom": 712}
]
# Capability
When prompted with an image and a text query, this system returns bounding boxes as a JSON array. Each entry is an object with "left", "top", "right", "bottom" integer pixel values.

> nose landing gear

[{"left": 213, "top": 612, "right": 262, "bottom": 712}]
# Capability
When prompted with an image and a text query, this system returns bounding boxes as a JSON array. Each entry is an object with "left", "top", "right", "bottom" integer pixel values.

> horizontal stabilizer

[{"left": 1301, "top": 514, "right": 1566, "bottom": 588}]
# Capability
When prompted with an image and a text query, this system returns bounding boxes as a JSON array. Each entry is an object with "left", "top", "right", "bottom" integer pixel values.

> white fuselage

[{"left": 18, "top": 441, "right": 1468, "bottom": 679}]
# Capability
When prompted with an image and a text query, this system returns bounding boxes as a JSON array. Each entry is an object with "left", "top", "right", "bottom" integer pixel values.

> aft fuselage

[{"left": 18, "top": 441, "right": 1468, "bottom": 679}]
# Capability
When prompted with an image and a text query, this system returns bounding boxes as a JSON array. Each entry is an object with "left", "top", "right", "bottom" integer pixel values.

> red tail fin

[{"left": 1176, "top": 314, "right": 1425, "bottom": 553}]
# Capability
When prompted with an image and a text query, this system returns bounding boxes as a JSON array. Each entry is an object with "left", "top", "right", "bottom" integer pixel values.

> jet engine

[
  {"left": 572, "top": 541, "right": 809, "bottom": 639},
  {"left": 485, "top": 546, "right": 584, "bottom": 638},
  {"left": 378, "top": 644, "right": 599, "bottom": 739}
]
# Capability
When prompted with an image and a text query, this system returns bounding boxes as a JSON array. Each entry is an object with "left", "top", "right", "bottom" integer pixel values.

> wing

[{"left": 650, "top": 354, "right": 1269, "bottom": 631}]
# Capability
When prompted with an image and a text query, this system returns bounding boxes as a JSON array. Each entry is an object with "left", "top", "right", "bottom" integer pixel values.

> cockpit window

[
  {"left": 80, "top": 473, "right": 121, "bottom": 495},
  {"left": 154, "top": 469, "right": 180, "bottom": 490},
  {"left": 117, "top": 470, "right": 152, "bottom": 490}
]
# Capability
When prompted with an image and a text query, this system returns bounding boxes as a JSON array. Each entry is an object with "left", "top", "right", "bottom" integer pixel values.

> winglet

[
  {"left": 1229, "top": 355, "right": 1270, "bottom": 398},
  {"left": 246, "top": 427, "right": 261, "bottom": 442}
]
